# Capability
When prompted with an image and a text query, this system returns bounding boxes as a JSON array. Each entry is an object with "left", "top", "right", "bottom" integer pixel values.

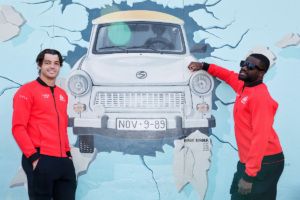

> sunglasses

[{"left": 240, "top": 60, "right": 264, "bottom": 71}]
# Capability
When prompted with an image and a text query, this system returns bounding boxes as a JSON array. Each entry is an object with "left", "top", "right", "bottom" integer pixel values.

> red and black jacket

[
  {"left": 12, "top": 77, "right": 71, "bottom": 163},
  {"left": 204, "top": 63, "right": 283, "bottom": 181}
]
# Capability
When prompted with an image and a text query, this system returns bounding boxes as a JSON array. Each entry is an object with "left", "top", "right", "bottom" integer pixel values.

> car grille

[{"left": 94, "top": 92, "right": 185, "bottom": 110}]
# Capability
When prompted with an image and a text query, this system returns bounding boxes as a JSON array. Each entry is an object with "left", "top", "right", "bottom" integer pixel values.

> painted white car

[{"left": 66, "top": 10, "right": 215, "bottom": 153}]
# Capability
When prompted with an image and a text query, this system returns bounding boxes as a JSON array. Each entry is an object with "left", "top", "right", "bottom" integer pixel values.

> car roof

[{"left": 92, "top": 10, "right": 184, "bottom": 25}]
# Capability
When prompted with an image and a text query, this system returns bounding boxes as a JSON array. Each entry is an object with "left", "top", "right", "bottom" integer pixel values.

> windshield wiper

[
  {"left": 97, "top": 46, "right": 127, "bottom": 52},
  {"left": 98, "top": 45, "right": 164, "bottom": 54},
  {"left": 126, "top": 45, "right": 162, "bottom": 53}
]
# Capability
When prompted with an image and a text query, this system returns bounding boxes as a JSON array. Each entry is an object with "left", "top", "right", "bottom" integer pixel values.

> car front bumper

[{"left": 69, "top": 115, "right": 215, "bottom": 139}]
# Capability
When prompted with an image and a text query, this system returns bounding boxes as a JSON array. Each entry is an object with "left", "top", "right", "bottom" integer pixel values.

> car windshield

[{"left": 93, "top": 22, "right": 185, "bottom": 54}]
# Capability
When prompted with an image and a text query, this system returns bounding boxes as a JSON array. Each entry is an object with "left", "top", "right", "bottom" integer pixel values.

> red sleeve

[
  {"left": 207, "top": 64, "right": 243, "bottom": 92},
  {"left": 12, "top": 87, "right": 37, "bottom": 158},
  {"left": 245, "top": 90, "right": 274, "bottom": 177}
]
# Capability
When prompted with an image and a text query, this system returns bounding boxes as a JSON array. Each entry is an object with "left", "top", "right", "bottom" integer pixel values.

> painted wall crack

[{"left": 140, "top": 155, "right": 161, "bottom": 200}]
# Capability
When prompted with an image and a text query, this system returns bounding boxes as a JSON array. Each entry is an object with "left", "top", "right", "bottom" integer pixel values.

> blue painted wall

[{"left": 0, "top": 0, "right": 299, "bottom": 199}]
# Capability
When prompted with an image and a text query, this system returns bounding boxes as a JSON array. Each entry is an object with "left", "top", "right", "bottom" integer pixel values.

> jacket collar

[
  {"left": 36, "top": 77, "right": 56, "bottom": 88},
  {"left": 36, "top": 77, "right": 56, "bottom": 93}
]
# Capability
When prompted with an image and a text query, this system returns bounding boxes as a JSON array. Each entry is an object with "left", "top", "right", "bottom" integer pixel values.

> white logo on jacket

[
  {"left": 42, "top": 94, "right": 50, "bottom": 99},
  {"left": 18, "top": 95, "right": 28, "bottom": 100},
  {"left": 241, "top": 96, "right": 248, "bottom": 104},
  {"left": 59, "top": 94, "right": 65, "bottom": 102}
]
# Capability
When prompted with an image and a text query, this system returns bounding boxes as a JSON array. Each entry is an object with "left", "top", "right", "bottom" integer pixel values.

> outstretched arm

[{"left": 188, "top": 62, "right": 243, "bottom": 92}]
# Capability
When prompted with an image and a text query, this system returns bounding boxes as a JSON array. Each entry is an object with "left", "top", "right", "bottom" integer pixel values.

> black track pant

[
  {"left": 230, "top": 152, "right": 284, "bottom": 200},
  {"left": 22, "top": 154, "right": 77, "bottom": 200}
]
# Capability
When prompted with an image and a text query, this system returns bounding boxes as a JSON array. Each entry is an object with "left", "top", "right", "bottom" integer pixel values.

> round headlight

[
  {"left": 190, "top": 71, "right": 214, "bottom": 96},
  {"left": 67, "top": 71, "right": 91, "bottom": 97}
]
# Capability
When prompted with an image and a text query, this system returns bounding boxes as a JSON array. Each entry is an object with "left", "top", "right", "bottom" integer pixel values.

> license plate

[{"left": 116, "top": 118, "right": 167, "bottom": 131}]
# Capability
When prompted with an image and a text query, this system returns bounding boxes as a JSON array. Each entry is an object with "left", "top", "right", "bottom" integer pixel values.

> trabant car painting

[{"left": 66, "top": 10, "right": 215, "bottom": 153}]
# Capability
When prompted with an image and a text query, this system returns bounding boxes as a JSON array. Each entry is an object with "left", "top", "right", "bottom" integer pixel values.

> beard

[
  {"left": 238, "top": 73, "right": 247, "bottom": 81},
  {"left": 238, "top": 70, "right": 257, "bottom": 83}
]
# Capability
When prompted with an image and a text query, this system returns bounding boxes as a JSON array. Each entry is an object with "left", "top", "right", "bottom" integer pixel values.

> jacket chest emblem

[
  {"left": 42, "top": 94, "right": 50, "bottom": 99},
  {"left": 241, "top": 96, "right": 248, "bottom": 104},
  {"left": 59, "top": 94, "right": 65, "bottom": 102}
]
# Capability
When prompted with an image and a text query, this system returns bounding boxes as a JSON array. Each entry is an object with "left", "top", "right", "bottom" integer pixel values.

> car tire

[{"left": 79, "top": 135, "right": 94, "bottom": 153}]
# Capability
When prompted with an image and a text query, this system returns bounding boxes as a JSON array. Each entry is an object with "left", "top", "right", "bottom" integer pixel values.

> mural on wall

[
  {"left": 0, "top": 5, "right": 25, "bottom": 42},
  {"left": 66, "top": 9, "right": 215, "bottom": 155},
  {"left": 0, "top": 0, "right": 300, "bottom": 200}
]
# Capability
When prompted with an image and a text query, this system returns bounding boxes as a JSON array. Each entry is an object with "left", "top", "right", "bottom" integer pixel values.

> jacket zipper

[
  {"left": 50, "top": 87, "right": 63, "bottom": 157},
  {"left": 234, "top": 85, "right": 245, "bottom": 114}
]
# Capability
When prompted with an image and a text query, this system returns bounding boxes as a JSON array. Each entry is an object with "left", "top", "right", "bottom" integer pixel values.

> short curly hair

[{"left": 36, "top": 49, "right": 63, "bottom": 67}]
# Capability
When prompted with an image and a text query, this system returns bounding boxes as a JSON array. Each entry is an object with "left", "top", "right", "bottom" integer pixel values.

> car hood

[{"left": 81, "top": 53, "right": 196, "bottom": 85}]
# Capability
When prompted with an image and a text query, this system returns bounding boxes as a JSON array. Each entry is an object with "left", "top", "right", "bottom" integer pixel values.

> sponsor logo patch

[
  {"left": 18, "top": 95, "right": 28, "bottom": 100},
  {"left": 241, "top": 96, "right": 248, "bottom": 104},
  {"left": 42, "top": 94, "right": 50, "bottom": 99},
  {"left": 59, "top": 94, "right": 65, "bottom": 102}
]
